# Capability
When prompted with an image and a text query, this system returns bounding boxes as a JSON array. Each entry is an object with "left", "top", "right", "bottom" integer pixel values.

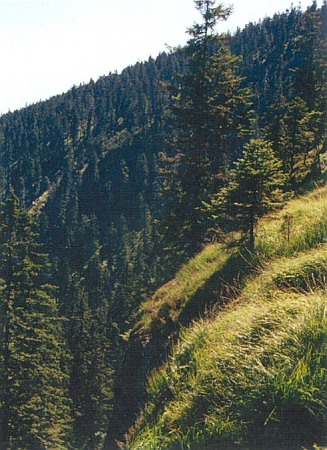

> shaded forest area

[{"left": 0, "top": 1, "right": 326, "bottom": 448}]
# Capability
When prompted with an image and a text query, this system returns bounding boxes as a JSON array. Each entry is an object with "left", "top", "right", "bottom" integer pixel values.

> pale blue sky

[{"left": 0, "top": 0, "right": 321, "bottom": 114}]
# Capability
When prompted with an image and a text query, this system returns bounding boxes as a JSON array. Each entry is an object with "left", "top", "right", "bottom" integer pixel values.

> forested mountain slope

[{"left": 0, "top": 1, "right": 326, "bottom": 449}]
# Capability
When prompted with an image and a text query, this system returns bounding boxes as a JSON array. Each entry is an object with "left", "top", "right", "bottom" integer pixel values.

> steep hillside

[
  {"left": 0, "top": 2, "right": 325, "bottom": 448},
  {"left": 123, "top": 172, "right": 327, "bottom": 450}
]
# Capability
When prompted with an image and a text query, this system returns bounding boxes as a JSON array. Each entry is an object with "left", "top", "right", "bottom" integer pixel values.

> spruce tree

[
  {"left": 277, "top": 97, "right": 322, "bottom": 186},
  {"left": 163, "top": 0, "right": 253, "bottom": 253},
  {"left": 207, "top": 139, "right": 286, "bottom": 248},
  {"left": 67, "top": 272, "right": 114, "bottom": 450},
  {"left": 0, "top": 190, "right": 71, "bottom": 449}
]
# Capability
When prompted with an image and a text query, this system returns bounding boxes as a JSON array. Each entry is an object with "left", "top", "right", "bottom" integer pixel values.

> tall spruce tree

[
  {"left": 0, "top": 191, "right": 71, "bottom": 449},
  {"left": 163, "top": 0, "right": 253, "bottom": 254},
  {"left": 67, "top": 271, "right": 114, "bottom": 450}
]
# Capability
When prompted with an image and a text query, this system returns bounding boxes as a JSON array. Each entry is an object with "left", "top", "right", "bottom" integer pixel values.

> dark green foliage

[
  {"left": 233, "top": 2, "right": 327, "bottom": 184},
  {"left": 66, "top": 277, "right": 114, "bottom": 450},
  {"left": 161, "top": 0, "right": 253, "bottom": 253},
  {"left": 0, "top": 191, "right": 71, "bottom": 449},
  {"left": 267, "top": 96, "right": 323, "bottom": 187},
  {"left": 207, "top": 139, "right": 286, "bottom": 247}
]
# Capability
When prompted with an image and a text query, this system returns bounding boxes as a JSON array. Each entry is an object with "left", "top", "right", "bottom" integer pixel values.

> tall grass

[
  {"left": 255, "top": 183, "right": 327, "bottom": 260},
  {"left": 128, "top": 288, "right": 327, "bottom": 450},
  {"left": 268, "top": 245, "right": 327, "bottom": 291},
  {"left": 138, "top": 183, "right": 327, "bottom": 337},
  {"left": 126, "top": 180, "right": 327, "bottom": 450},
  {"left": 137, "top": 243, "right": 233, "bottom": 332}
]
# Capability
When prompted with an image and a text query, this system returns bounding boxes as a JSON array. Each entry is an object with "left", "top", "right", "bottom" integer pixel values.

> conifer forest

[{"left": 0, "top": 1, "right": 326, "bottom": 449}]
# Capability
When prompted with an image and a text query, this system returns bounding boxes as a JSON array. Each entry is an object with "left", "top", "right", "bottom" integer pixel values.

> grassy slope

[{"left": 127, "top": 173, "right": 327, "bottom": 450}]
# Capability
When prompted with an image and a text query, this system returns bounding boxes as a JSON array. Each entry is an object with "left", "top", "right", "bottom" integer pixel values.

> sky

[{"left": 0, "top": 0, "right": 321, "bottom": 114}]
